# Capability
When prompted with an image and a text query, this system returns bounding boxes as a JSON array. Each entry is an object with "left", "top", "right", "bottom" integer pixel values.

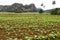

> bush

[
  {"left": 39, "top": 9, "right": 44, "bottom": 13},
  {"left": 14, "top": 9, "right": 23, "bottom": 13},
  {"left": 15, "top": 11, "right": 23, "bottom": 13},
  {"left": 51, "top": 8, "right": 60, "bottom": 15}
]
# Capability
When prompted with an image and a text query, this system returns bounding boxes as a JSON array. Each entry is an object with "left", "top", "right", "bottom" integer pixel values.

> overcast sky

[{"left": 0, "top": 0, "right": 60, "bottom": 10}]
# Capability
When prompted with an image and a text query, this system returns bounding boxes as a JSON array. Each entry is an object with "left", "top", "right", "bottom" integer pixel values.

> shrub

[
  {"left": 51, "top": 8, "right": 60, "bottom": 15},
  {"left": 39, "top": 9, "right": 44, "bottom": 13}
]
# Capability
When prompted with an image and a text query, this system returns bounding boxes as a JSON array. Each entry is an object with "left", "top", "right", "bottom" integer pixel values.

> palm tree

[
  {"left": 52, "top": 0, "right": 56, "bottom": 9},
  {"left": 41, "top": 3, "right": 43, "bottom": 6},
  {"left": 52, "top": 1, "right": 56, "bottom": 5},
  {"left": 41, "top": 3, "right": 45, "bottom": 8}
]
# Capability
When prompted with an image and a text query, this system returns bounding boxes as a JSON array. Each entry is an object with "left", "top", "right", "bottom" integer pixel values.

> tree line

[
  {"left": 0, "top": 1, "right": 60, "bottom": 15},
  {"left": 0, "top": 3, "right": 37, "bottom": 13}
]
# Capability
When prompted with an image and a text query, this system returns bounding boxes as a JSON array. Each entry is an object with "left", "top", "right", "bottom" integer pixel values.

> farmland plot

[{"left": 0, "top": 12, "right": 60, "bottom": 40}]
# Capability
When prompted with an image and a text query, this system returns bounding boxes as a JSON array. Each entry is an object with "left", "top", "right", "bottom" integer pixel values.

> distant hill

[
  {"left": 45, "top": 8, "right": 60, "bottom": 13},
  {"left": 45, "top": 9, "right": 53, "bottom": 13}
]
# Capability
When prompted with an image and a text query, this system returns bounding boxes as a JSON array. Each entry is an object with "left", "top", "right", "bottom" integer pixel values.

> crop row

[{"left": 0, "top": 20, "right": 60, "bottom": 40}]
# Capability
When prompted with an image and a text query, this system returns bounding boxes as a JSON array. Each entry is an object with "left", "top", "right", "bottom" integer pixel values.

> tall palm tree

[
  {"left": 52, "top": 0, "right": 56, "bottom": 9},
  {"left": 52, "top": 1, "right": 56, "bottom": 5},
  {"left": 41, "top": 3, "right": 45, "bottom": 8},
  {"left": 41, "top": 3, "right": 43, "bottom": 6}
]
